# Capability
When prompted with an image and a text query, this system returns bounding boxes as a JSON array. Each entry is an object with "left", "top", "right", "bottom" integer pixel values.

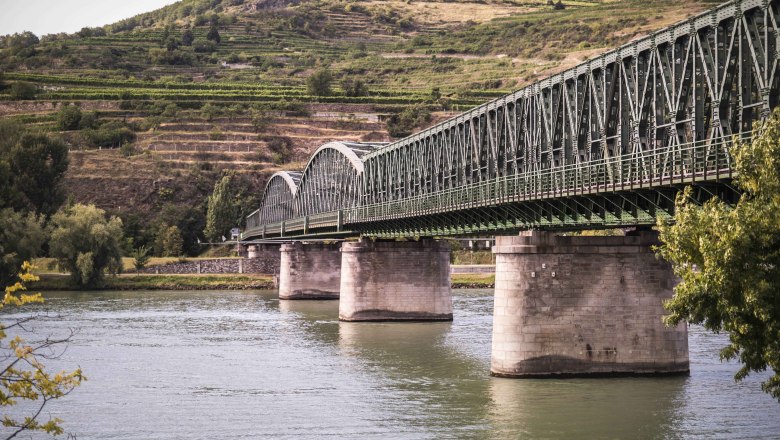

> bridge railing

[{"left": 344, "top": 134, "right": 746, "bottom": 224}]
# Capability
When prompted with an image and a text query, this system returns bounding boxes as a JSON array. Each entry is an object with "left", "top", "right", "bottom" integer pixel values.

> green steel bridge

[{"left": 243, "top": 0, "right": 780, "bottom": 240}]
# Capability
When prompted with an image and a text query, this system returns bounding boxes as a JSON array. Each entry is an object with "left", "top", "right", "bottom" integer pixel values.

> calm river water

[{"left": 4, "top": 289, "right": 779, "bottom": 439}]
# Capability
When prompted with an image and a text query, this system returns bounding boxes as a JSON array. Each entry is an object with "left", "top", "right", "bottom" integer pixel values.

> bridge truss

[{"left": 245, "top": 0, "right": 779, "bottom": 240}]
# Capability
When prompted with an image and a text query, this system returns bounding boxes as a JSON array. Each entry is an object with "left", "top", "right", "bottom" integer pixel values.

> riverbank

[{"left": 35, "top": 273, "right": 495, "bottom": 291}]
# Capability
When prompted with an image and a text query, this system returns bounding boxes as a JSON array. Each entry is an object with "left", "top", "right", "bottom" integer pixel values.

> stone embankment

[{"left": 139, "top": 256, "right": 279, "bottom": 275}]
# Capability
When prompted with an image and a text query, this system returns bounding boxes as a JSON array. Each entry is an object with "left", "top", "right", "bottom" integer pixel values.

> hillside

[{"left": 0, "top": 0, "right": 718, "bottom": 254}]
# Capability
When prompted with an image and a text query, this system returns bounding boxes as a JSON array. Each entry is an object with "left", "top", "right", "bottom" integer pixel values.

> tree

[
  {"left": 131, "top": 245, "right": 151, "bottom": 272},
  {"left": 201, "top": 102, "right": 220, "bottom": 121},
  {"left": 164, "top": 36, "right": 180, "bottom": 52},
  {"left": 386, "top": 104, "right": 432, "bottom": 138},
  {"left": 56, "top": 103, "right": 82, "bottom": 130},
  {"left": 341, "top": 78, "right": 368, "bottom": 97},
  {"left": 204, "top": 174, "right": 239, "bottom": 242},
  {"left": 206, "top": 24, "right": 221, "bottom": 43},
  {"left": 306, "top": 68, "right": 333, "bottom": 96},
  {"left": 657, "top": 108, "right": 780, "bottom": 401},
  {"left": 49, "top": 204, "right": 124, "bottom": 287},
  {"left": 5, "top": 132, "right": 69, "bottom": 216},
  {"left": 159, "top": 225, "right": 183, "bottom": 257},
  {"left": 0, "top": 208, "right": 46, "bottom": 285},
  {"left": 182, "top": 29, "right": 195, "bottom": 46},
  {"left": 1, "top": 262, "right": 84, "bottom": 438},
  {"left": 9, "top": 82, "right": 37, "bottom": 100}
]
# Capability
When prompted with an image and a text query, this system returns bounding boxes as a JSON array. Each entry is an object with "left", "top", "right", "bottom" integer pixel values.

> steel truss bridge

[{"left": 244, "top": 0, "right": 780, "bottom": 240}]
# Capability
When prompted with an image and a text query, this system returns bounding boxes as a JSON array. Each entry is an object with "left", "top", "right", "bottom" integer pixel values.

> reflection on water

[{"left": 2, "top": 289, "right": 777, "bottom": 439}]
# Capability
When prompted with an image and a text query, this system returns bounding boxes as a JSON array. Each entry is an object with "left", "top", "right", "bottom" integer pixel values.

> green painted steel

[{"left": 243, "top": 0, "right": 778, "bottom": 240}]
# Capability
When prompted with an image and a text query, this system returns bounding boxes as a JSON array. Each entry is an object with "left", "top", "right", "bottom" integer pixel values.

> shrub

[
  {"left": 341, "top": 78, "right": 368, "bottom": 97},
  {"left": 56, "top": 104, "right": 82, "bottom": 131},
  {"left": 131, "top": 245, "right": 151, "bottom": 271},
  {"left": 192, "top": 38, "right": 217, "bottom": 53},
  {"left": 119, "top": 142, "right": 137, "bottom": 157},
  {"left": 83, "top": 121, "right": 136, "bottom": 148},
  {"left": 386, "top": 104, "right": 432, "bottom": 138},
  {"left": 9, "top": 82, "right": 37, "bottom": 100},
  {"left": 306, "top": 68, "right": 333, "bottom": 96},
  {"left": 79, "top": 111, "right": 99, "bottom": 129}
]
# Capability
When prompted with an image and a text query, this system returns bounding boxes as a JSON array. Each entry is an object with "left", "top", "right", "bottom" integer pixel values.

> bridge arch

[
  {"left": 294, "top": 141, "right": 381, "bottom": 216},
  {"left": 256, "top": 171, "right": 302, "bottom": 224}
]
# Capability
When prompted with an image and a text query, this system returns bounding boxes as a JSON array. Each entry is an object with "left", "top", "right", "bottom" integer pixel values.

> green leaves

[
  {"left": 204, "top": 173, "right": 240, "bottom": 242},
  {"left": 658, "top": 108, "right": 780, "bottom": 401},
  {"left": 49, "top": 204, "right": 124, "bottom": 287},
  {"left": 1, "top": 263, "right": 84, "bottom": 438}
]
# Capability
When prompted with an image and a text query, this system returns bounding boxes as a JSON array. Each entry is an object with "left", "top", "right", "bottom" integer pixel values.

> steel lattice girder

[{"left": 361, "top": 0, "right": 778, "bottom": 207}]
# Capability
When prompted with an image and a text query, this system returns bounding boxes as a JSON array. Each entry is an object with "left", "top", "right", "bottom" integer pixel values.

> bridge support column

[
  {"left": 278, "top": 242, "right": 341, "bottom": 300},
  {"left": 339, "top": 239, "right": 452, "bottom": 321},
  {"left": 490, "top": 231, "right": 688, "bottom": 377}
]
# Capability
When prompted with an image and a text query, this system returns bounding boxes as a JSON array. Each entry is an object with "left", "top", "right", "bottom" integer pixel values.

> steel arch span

[
  {"left": 293, "top": 142, "right": 381, "bottom": 217},
  {"left": 248, "top": 171, "right": 302, "bottom": 229}
]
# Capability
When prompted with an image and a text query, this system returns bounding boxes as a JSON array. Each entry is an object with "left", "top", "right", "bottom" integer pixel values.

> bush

[
  {"left": 119, "top": 142, "right": 137, "bottom": 157},
  {"left": 161, "top": 103, "right": 179, "bottom": 118},
  {"left": 342, "top": 78, "right": 368, "bottom": 97},
  {"left": 79, "top": 111, "right": 99, "bottom": 129},
  {"left": 131, "top": 245, "right": 151, "bottom": 271},
  {"left": 200, "top": 103, "right": 220, "bottom": 121},
  {"left": 386, "top": 104, "right": 431, "bottom": 138},
  {"left": 56, "top": 104, "right": 82, "bottom": 130},
  {"left": 192, "top": 38, "right": 217, "bottom": 53},
  {"left": 83, "top": 121, "right": 136, "bottom": 148},
  {"left": 306, "top": 68, "right": 333, "bottom": 96},
  {"left": 9, "top": 82, "right": 37, "bottom": 100}
]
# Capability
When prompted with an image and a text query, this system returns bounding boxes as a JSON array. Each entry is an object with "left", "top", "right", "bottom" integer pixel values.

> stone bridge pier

[
  {"left": 491, "top": 231, "right": 689, "bottom": 377},
  {"left": 339, "top": 239, "right": 453, "bottom": 321},
  {"left": 278, "top": 242, "right": 342, "bottom": 300}
]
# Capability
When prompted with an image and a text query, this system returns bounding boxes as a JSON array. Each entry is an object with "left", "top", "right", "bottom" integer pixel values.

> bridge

[
  {"left": 241, "top": 0, "right": 779, "bottom": 379},
  {"left": 244, "top": 0, "right": 778, "bottom": 240}
]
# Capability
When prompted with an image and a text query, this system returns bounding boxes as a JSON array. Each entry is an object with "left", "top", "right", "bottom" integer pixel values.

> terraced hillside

[{"left": 0, "top": 0, "right": 719, "bottom": 252}]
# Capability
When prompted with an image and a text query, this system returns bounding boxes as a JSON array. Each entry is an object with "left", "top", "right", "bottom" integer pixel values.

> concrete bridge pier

[
  {"left": 339, "top": 239, "right": 453, "bottom": 321},
  {"left": 278, "top": 242, "right": 341, "bottom": 300},
  {"left": 490, "top": 231, "right": 689, "bottom": 377}
]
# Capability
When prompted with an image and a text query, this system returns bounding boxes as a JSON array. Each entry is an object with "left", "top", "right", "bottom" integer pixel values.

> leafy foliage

[
  {"left": 386, "top": 104, "right": 431, "bottom": 138},
  {"left": 8, "top": 81, "right": 36, "bottom": 100},
  {"left": 657, "top": 109, "right": 780, "bottom": 401},
  {"left": 157, "top": 225, "right": 184, "bottom": 257},
  {"left": 0, "top": 208, "right": 46, "bottom": 285},
  {"left": 56, "top": 104, "right": 82, "bottom": 130},
  {"left": 306, "top": 68, "right": 333, "bottom": 96},
  {"left": 131, "top": 245, "right": 151, "bottom": 271},
  {"left": 0, "top": 120, "right": 69, "bottom": 216},
  {"left": 49, "top": 204, "right": 124, "bottom": 287},
  {"left": 1, "top": 262, "right": 84, "bottom": 438},
  {"left": 204, "top": 173, "right": 239, "bottom": 242}
]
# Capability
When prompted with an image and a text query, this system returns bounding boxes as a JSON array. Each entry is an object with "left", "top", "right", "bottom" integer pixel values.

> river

[{"left": 3, "top": 289, "right": 778, "bottom": 439}]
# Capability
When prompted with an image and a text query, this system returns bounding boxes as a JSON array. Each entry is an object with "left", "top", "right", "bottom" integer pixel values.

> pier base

[
  {"left": 490, "top": 231, "right": 689, "bottom": 377},
  {"left": 278, "top": 242, "right": 341, "bottom": 300},
  {"left": 339, "top": 239, "right": 452, "bottom": 321}
]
